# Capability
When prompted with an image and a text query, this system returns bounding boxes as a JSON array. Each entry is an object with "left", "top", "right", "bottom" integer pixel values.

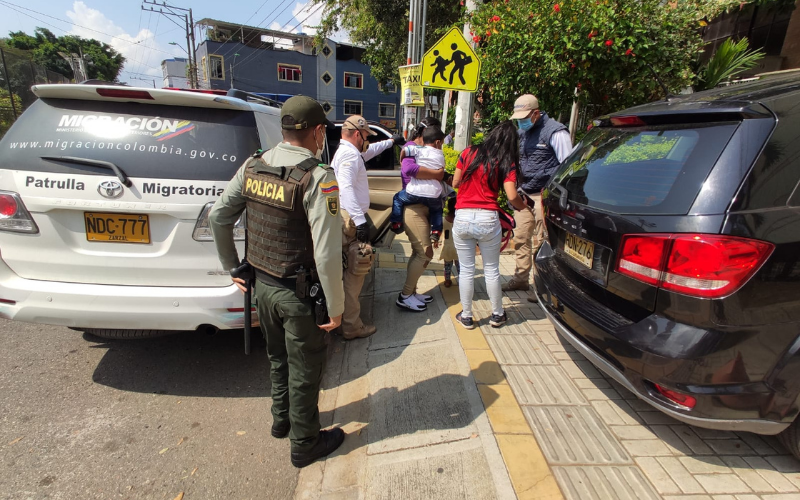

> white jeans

[{"left": 452, "top": 208, "right": 503, "bottom": 318}]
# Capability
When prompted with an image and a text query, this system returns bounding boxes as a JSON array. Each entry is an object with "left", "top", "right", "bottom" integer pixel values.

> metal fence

[{"left": 0, "top": 47, "right": 70, "bottom": 138}]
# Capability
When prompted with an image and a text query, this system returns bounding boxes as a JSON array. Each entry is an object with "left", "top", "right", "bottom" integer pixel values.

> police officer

[
  {"left": 503, "top": 94, "right": 573, "bottom": 302},
  {"left": 209, "top": 96, "right": 345, "bottom": 468},
  {"left": 331, "top": 115, "right": 405, "bottom": 339}
]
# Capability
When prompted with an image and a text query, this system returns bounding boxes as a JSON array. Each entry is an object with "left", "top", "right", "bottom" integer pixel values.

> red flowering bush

[{"left": 470, "top": 0, "right": 721, "bottom": 123}]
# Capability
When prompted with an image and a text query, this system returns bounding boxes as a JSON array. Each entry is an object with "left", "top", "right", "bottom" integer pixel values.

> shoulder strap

[{"left": 288, "top": 157, "right": 321, "bottom": 182}]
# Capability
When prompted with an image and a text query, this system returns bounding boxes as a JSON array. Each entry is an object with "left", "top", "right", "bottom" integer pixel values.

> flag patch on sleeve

[{"left": 320, "top": 180, "right": 339, "bottom": 194}]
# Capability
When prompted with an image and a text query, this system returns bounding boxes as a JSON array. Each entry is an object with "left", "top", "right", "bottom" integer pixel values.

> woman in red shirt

[{"left": 453, "top": 121, "right": 530, "bottom": 329}]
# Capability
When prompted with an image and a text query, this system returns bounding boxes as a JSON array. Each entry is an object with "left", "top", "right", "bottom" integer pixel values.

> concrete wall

[
  {"left": 781, "top": 0, "right": 800, "bottom": 70},
  {"left": 161, "top": 58, "right": 190, "bottom": 89}
]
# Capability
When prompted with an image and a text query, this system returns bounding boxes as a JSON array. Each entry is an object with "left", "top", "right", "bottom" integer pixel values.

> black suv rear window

[
  {"left": 552, "top": 122, "right": 739, "bottom": 215},
  {"left": 0, "top": 98, "right": 260, "bottom": 181}
]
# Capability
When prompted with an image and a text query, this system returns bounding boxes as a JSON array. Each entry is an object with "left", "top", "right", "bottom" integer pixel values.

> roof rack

[{"left": 226, "top": 88, "right": 283, "bottom": 108}]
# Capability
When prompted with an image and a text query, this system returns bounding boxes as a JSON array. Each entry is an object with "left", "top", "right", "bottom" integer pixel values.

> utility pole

[
  {"left": 453, "top": 0, "right": 477, "bottom": 151},
  {"left": 142, "top": 0, "right": 197, "bottom": 89}
]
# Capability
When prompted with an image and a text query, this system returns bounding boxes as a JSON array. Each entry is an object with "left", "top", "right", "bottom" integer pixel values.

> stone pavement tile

[
  {"left": 766, "top": 455, "right": 800, "bottom": 473},
  {"left": 721, "top": 456, "right": 778, "bottom": 493},
  {"left": 523, "top": 406, "right": 631, "bottom": 465},
  {"left": 582, "top": 387, "right": 623, "bottom": 401},
  {"left": 534, "top": 328, "right": 560, "bottom": 345},
  {"left": 575, "top": 377, "right": 612, "bottom": 390},
  {"left": 612, "top": 425, "right": 658, "bottom": 441},
  {"left": 760, "top": 495, "right": 800, "bottom": 499},
  {"left": 736, "top": 433, "right": 784, "bottom": 456},
  {"left": 546, "top": 340, "right": 579, "bottom": 354},
  {"left": 621, "top": 438, "right": 679, "bottom": 457},
  {"left": 694, "top": 428, "right": 740, "bottom": 440},
  {"left": 638, "top": 411, "right": 684, "bottom": 426},
  {"left": 559, "top": 359, "right": 603, "bottom": 379},
  {"left": 364, "top": 442, "right": 498, "bottom": 500},
  {"left": 635, "top": 456, "right": 683, "bottom": 495},
  {"left": 554, "top": 351, "right": 590, "bottom": 362},
  {"left": 661, "top": 496, "right": 713, "bottom": 500},
  {"left": 496, "top": 434, "right": 563, "bottom": 500},
  {"left": 464, "top": 350, "right": 507, "bottom": 385},
  {"left": 694, "top": 474, "right": 752, "bottom": 494},
  {"left": 478, "top": 385, "right": 532, "bottom": 434},
  {"left": 320, "top": 377, "right": 370, "bottom": 493},
  {"left": 591, "top": 400, "right": 645, "bottom": 426},
  {"left": 679, "top": 456, "right": 732, "bottom": 474},
  {"left": 486, "top": 334, "right": 555, "bottom": 365},
  {"left": 552, "top": 465, "right": 660, "bottom": 500},
  {"left": 656, "top": 456, "right": 706, "bottom": 494},
  {"left": 742, "top": 456, "right": 799, "bottom": 493},
  {"left": 318, "top": 490, "right": 359, "bottom": 500},
  {"left": 706, "top": 440, "right": 757, "bottom": 456},
  {"left": 650, "top": 426, "right": 696, "bottom": 456},
  {"left": 668, "top": 425, "right": 715, "bottom": 455},
  {"left": 494, "top": 310, "right": 536, "bottom": 335},
  {"left": 506, "top": 365, "right": 587, "bottom": 406}
]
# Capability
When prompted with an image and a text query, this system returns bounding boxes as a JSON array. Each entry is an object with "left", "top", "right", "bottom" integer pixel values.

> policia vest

[{"left": 241, "top": 154, "right": 320, "bottom": 280}]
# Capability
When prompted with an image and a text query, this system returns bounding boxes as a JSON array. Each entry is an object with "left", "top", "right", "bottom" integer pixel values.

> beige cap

[
  {"left": 342, "top": 115, "right": 377, "bottom": 136},
  {"left": 510, "top": 94, "right": 539, "bottom": 120}
]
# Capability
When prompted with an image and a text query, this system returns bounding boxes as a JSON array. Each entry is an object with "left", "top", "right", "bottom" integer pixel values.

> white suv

[{"left": 0, "top": 84, "right": 283, "bottom": 338}]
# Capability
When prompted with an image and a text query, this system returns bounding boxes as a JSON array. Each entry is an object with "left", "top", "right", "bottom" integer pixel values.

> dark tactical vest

[
  {"left": 518, "top": 113, "right": 568, "bottom": 194},
  {"left": 242, "top": 155, "right": 319, "bottom": 279}
]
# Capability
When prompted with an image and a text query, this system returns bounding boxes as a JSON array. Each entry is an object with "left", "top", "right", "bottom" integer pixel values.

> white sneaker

[
  {"left": 413, "top": 293, "right": 433, "bottom": 304},
  {"left": 396, "top": 293, "right": 427, "bottom": 312}
]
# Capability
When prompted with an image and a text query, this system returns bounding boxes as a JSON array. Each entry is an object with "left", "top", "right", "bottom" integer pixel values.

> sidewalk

[{"left": 294, "top": 234, "right": 800, "bottom": 500}]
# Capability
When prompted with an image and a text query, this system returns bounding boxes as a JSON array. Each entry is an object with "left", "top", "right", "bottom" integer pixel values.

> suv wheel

[{"left": 778, "top": 418, "right": 800, "bottom": 459}]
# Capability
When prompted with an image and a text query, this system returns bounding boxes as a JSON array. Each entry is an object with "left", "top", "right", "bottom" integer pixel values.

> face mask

[
  {"left": 517, "top": 117, "right": 534, "bottom": 132},
  {"left": 359, "top": 133, "right": 369, "bottom": 153},
  {"left": 314, "top": 128, "right": 325, "bottom": 160}
]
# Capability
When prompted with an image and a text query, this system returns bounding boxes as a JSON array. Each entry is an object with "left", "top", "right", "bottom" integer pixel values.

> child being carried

[{"left": 390, "top": 125, "right": 446, "bottom": 242}]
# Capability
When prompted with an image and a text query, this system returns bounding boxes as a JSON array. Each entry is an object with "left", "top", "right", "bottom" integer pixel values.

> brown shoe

[
  {"left": 343, "top": 323, "right": 377, "bottom": 340},
  {"left": 501, "top": 279, "right": 529, "bottom": 292},
  {"left": 527, "top": 291, "right": 538, "bottom": 303},
  {"left": 444, "top": 279, "right": 452, "bottom": 288}
]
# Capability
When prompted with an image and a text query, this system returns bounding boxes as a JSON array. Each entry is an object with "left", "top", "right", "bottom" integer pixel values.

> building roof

[{"left": 197, "top": 18, "right": 314, "bottom": 49}]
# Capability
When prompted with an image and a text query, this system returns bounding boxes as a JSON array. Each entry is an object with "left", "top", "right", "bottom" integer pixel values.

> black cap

[{"left": 280, "top": 95, "right": 332, "bottom": 130}]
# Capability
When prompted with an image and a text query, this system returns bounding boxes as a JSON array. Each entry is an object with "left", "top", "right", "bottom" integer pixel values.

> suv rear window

[
  {"left": 552, "top": 122, "right": 739, "bottom": 215},
  {"left": 0, "top": 98, "right": 260, "bottom": 181}
]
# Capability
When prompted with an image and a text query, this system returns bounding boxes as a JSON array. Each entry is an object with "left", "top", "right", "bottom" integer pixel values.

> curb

[{"left": 437, "top": 276, "right": 564, "bottom": 500}]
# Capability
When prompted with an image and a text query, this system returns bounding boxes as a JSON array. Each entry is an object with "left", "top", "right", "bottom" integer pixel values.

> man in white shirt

[
  {"left": 331, "top": 115, "right": 404, "bottom": 339},
  {"left": 503, "top": 94, "right": 574, "bottom": 303}
]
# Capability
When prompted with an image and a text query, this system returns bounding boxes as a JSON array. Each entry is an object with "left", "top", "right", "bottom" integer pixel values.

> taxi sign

[{"left": 421, "top": 28, "right": 481, "bottom": 92}]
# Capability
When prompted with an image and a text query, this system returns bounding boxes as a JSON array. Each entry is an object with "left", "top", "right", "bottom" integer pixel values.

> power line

[{"left": 0, "top": 0, "right": 174, "bottom": 57}]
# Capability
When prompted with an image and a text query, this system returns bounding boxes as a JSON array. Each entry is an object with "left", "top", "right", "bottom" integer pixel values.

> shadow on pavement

[{"left": 87, "top": 329, "right": 271, "bottom": 398}]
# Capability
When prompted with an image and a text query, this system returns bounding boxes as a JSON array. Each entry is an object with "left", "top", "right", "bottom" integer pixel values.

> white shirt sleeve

[
  {"left": 361, "top": 138, "right": 395, "bottom": 162},
  {"left": 550, "top": 130, "right": 574, "bottom": 163}
]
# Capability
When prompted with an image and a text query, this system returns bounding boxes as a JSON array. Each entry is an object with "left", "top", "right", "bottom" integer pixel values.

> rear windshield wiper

[
  {"left": 41, "top": 156, "right": 133, "bottom": 187},
  {"left": 550, "top": 180, "right": 569, "bottom": 210}
]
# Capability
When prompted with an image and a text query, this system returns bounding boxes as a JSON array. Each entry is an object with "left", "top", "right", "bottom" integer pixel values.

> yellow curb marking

[{"left": 435, "top": 274, "right": 564, "bottom": 500}]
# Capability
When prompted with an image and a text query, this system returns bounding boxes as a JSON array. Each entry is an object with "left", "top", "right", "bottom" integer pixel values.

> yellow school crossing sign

[{"left": 421, "top": 28, "right": 481, "bottom": 92}]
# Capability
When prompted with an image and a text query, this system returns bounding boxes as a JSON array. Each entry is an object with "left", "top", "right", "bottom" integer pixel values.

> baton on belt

[{"left": 230, "top": 260, "right": 255, "bottom": 355}]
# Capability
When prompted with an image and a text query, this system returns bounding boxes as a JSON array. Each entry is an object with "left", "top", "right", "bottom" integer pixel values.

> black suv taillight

[
  {"left": 0, "top": 191, "right": 39, "bottom": 234},
  {"left": 616, "top": 233, "right": 774, "bottom": 299}
]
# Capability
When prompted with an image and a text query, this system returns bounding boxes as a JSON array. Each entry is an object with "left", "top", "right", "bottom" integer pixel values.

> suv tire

[
  {"left": 778, "top": 419, "right": 800, "bottom": 459},
  {"left": 82, "top": 329, "right": 176, "bottom": 340}
]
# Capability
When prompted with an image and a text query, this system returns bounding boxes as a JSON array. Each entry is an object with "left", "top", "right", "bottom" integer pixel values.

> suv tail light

[
  {"left": 193, "top": 202, "right": 245, "bottom": 242},
  {"left": 616, "top": 234, "right": 773, "bottom": 299},
  {"left": 653, "top": 383, "right": 696, "bottom": 409},
  {"left": 0, "top": 191, "right": 39, "bottom": 234}
]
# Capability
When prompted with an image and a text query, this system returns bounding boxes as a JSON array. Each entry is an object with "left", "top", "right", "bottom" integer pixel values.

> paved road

[{"left": 0, "top": 320, "right": 297, "bottom": 500}]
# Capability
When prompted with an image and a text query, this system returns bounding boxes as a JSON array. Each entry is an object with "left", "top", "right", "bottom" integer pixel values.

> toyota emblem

[{"left": 98, "top": 180, "right": 124, "bottom": 199}]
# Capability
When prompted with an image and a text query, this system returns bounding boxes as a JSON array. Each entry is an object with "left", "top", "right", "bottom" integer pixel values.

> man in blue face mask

[{"left": 503, "top": 94, "right": 573, "bottom": 302}]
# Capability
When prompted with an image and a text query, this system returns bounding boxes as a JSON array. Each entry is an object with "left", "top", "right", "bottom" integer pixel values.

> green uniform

[{"left": 209, "top": 141, "right": 343, "bottom": 452}]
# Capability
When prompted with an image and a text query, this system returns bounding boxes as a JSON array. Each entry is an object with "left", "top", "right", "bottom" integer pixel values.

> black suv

[{"left": 534, "top": 71, "right": 800, "bottom": 457}]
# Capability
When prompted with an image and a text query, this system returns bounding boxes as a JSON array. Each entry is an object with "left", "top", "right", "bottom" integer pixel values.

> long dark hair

[
  {"left": 409, "top": 116, "right": 442, "bottom": 141},
  {"left": 461, "top": 121, "right": 520, "bottom": 191}
]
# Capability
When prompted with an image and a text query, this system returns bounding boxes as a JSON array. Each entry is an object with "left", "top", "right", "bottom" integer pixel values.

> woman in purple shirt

[{"left": 396, "top": 117, "right": 445, "bottom": 312}]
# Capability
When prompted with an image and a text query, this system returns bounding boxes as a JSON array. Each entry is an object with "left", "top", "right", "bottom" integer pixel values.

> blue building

[{"left": 191, "top": 19, "right": 400, "bottom": 130}]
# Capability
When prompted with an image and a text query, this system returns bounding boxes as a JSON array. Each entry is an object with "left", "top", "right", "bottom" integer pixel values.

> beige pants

[
  {"left": 341, "top": 209, "right": 372, "bottom": 335},
  {"left": 512, "top": 193, "right": 543, "bottom": 283},
  {"left": 402, "top": 204, "right": 434, "bottom": 296}
]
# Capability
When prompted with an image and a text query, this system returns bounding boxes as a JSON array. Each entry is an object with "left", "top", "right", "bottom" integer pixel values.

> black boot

[
  {"left": 290, "top": 428, "right": 346, "bottom": 468},
  {"left": 271, "top": 420, "right": 290, "bottom": 439}
]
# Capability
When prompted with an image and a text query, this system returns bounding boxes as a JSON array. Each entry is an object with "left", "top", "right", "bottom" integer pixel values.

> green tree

[
  {"left": 5, "top": 28, "right": 125, "bottom": 82},
  {"left": 314, "top": 0, "right": 463, "bottom": 86},
  {"left": 469, "top": 0, "right": 735, "bottom": 126},
  {"left": 695, "top": 37, "right": 765, "bottom": 91}
]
